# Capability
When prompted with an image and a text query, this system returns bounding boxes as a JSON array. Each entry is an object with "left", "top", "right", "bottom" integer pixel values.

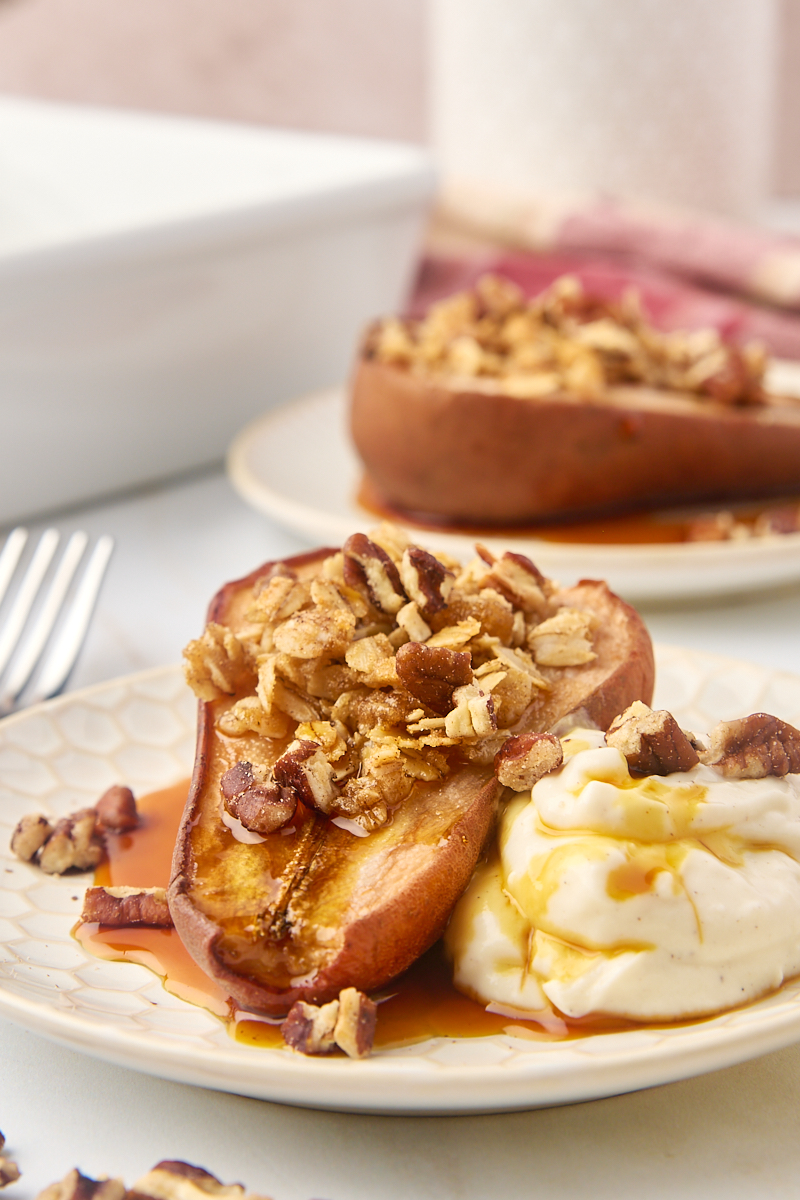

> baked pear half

[
  {"left": 169, "top": 525, "right": 654, "bottom": 1015},
  {"left": 351, "top": 274, "right": 800, "bottom": 525}
]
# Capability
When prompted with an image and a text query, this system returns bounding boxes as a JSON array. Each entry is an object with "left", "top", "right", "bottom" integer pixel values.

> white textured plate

[
  {"left": 3, "top": 653, "right": 800, "bottom": 1114},
  {"left": 226, "top": 383, "right": 800, "bottom": 603}
]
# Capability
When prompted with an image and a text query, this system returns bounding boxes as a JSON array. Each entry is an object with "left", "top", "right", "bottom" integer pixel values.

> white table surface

[{"left": 4, "top": 468, "right": 800, "bottom": 1200}]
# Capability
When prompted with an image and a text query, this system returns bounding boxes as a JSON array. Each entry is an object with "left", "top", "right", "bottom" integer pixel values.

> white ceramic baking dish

[{"left": 0, "top": 97, "right": 434, "bottom": 523}]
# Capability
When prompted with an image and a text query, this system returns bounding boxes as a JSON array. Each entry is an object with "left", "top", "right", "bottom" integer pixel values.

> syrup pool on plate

[
  {"left": 357, "top": 475, "right": 800, "bottom": 546},
  {"left": 74, "top": 779, "right": 675, "bottom": 1049}
]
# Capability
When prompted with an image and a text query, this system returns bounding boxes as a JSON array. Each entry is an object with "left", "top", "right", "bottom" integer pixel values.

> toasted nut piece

[
  {"left": 95, "top": 785, "right": 138, "bottom": 833},
  {"left": 342, "top": 532, "right": 406, "bottom": 614},
  {"left": 272, "top": 740, "right": 339, "bottom": 814},
  {"left": 128, "top": 1161, "right": 266, "bottom": 1200},
  {"left": 395, "top": 641, "right": 473, "bottom": 714},
  {"left": 220, "top": 760, "right": 297, "bottom": 834},
  {"left": 10, "top": 813, "right": 53, "bottom": 861},
  {"left": 81, "top": 886, "right": 173, "bottom": 927},
  {"left": 699, "top": 713, "right": 800, "bottom": 779},
  {"left": 333, "top": 987, "right": 378, "bottom": 1058},
  {"left": 38, "top": 809, "right": 104, "bottom": 874},
  {"left": 494, "top": 731, "right": 564, "bottom": 790},
  {"left": 281, "top": 998, "right": 340, "bottom": 1054},
  {"left": 399, "top": 546, "right": 454, "bottom": 618},
  {"left": 281, "top": 988, "right": 377, "bottom": 1058},
  {"left": 606, "top": 701, "right": 700, "bottom": 775},
  {"left": 35, "top": 1170, "right": 125, "bottom": 1200},
  {"left": 480, "top": 550, "right": 548, "bottom": 614}
]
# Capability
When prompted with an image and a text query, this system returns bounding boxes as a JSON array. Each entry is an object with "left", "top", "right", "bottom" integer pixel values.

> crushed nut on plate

[
  {"left": 35, "top": 1163, "right": 273, "bottom": 1200},
  {"left": 281, "top": 987, "right": 377, "bottom": 1058},
  {"left": 10, "top": 785, "right": 139, "bottom": 875}
]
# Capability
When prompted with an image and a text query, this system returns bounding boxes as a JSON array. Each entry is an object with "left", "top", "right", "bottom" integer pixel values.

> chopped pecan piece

[
  {"left": 81, "top": 886, "right": 172, "bottom": 928},
  {"left": 281, "top": 987, "right": 377, "bottom": 1058},
  {"left": 280, "top": 998, "right": 340, "bottom": 1055},
  {"left": 37, "top": 809, "right": 104, "bottom": 874},
  {"left": 10, "top": 813, "right": 53, "bottom": 861},
  {"left": 395, "top": 641, "right": 473, "bottom": 714},
  {"left": 699, "top": 713, "right": 800, "bottom": 779},
  {"left": 95, "top": 785, "right": 138, "bottom": 833},
  {"left": 220, "top": 760, "right": 296, "bottom": 834},
  {"left": 494, "top": 732, "right": 564, "bottom": 790},
  {"left": 399, "top": 546, "right": 453, "bottom": 618},
  {"left": 342, "top": 533, "right": 406, "bottom": 614},
  {"left": 272, "top": 740, "right": 339, "bottom": 814},
  {"left": 479, "top": 549, "right": 548, "bottom": 614},
  {"left": 333, "top": 986, "right": 378, "bottom": 1058},
  {"left": 128, "top": 1162, "right": 259, "bottom": 1200},
  {"left": 35, "top": 1170, "right": 125, "bottom": 1200},
  {"left": 606, "top": 701, "right": 700, "bottom": 775}
]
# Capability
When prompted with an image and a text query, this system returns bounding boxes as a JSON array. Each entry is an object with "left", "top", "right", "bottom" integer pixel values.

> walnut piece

[
  {"left": 281, "top": 986, "right": 377, "bottom": 1058},
  {"left": 606, "top": 701, "right": 700, "bottom": 775},
  {"left": 494, "top": 732, "right": 564, "bottom": 790},
  {"left": 220, "top": 761, "right": 296, "bottom": 834},
  {"left": 395, "top": 641, "right": 473, "bottom": 714},
  {"left": 81, "top": 886, "right": 172, "bottom": 927},
  {"left": 699, "top": 713, "right": 800, "bottom": 779}
]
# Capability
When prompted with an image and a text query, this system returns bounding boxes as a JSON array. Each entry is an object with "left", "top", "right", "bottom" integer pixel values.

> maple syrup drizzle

[
  {"left": 74, "top": 778, "right": 705, "bottom": 1051},
  {"left": 357, "top": 474, "right": 800, "bottom": 547}
]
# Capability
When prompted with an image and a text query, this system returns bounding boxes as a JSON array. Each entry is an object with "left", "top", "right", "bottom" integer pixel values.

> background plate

[
  {"left": 2, "top": 652, "right": 800, "bottom": 1114},
  {"left": 226, "top": 385, "right": 800, "bottom": 603}
]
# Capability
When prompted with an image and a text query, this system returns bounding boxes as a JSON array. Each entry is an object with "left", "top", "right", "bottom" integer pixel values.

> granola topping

[
  {"left": 182, "top": 526, "right": 603, "bottom": 833},
  {"left": 368, "top": 273, "right": 767, "bottom": 406}
]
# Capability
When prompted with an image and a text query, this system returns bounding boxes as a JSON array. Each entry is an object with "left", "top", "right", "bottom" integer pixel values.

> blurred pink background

[{"left": 0, "top": 0, "right": 798, "bottom": 198}]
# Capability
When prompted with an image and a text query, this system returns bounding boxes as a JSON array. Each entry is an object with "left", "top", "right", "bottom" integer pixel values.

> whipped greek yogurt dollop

[{"left": 446, "top": 729, "right": 800, "bottom": 1021}]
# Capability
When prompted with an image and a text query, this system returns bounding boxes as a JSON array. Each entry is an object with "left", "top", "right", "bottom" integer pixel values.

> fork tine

[
  {"left": 0, "top": 531, "right": 89, "bottom": 710},
  {"left": 26, "top": 534, "right": 114, "bottom": 706},
  {"left": 0, "top": 527, "right": 28, "bottom": 606},
  {"left": 0, "top": 528, "right": 60, "bottom": 678}
]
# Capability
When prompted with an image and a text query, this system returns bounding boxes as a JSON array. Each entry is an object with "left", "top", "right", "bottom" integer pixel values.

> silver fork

[{"left": 0, "top": 527, "right": 114, "bottom": 715}]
